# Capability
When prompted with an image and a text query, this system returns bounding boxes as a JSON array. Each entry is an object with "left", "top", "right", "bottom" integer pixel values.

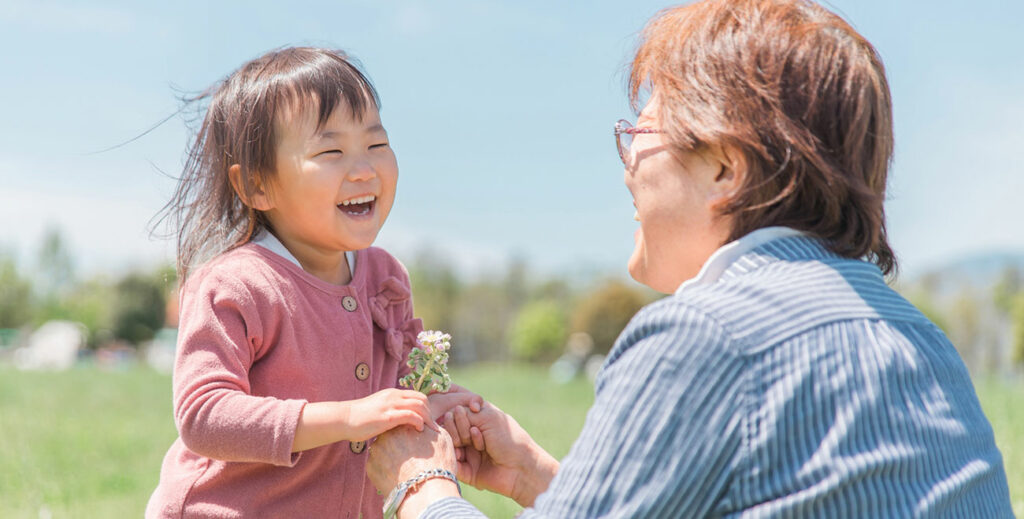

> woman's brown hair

[
  {"left": 155, "top": 47, "right": 380, "bottom": 280},
  {"left": 630, "top": 0, "right": 897, "bottom": 275}
]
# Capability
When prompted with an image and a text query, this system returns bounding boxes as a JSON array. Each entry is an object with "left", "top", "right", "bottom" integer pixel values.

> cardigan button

[
  {"left": 342, "top": 296, "right": 358, "bottom": 312},
  {"left": 350, "top": 440, "right": 366, "bottom": 454},
  {"left": 355, "top": 362, "right": 370, "bottom": 381}
]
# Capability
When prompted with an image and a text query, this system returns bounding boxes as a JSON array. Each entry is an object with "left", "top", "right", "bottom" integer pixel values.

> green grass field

[{"left": 0, "top": 364, "right": 1020, "bottom": 518}]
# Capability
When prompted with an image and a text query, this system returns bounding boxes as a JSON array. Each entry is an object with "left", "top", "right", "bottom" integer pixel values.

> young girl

[{"left": 146, "top": 47, "right": 469, "bottom": 518}]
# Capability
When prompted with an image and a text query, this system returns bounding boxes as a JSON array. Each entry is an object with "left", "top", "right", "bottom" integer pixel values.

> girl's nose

[{"left": 347, "top": 160, "right": 376, "bottom": 181}]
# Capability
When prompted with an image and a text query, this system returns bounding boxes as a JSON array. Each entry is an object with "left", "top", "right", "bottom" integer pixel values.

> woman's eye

[
  {"left": 369, "top": 142, "right": 389, "bottom": 150},
  {"left": 317, "top": 149, "right": 343, "bottom": 157}
]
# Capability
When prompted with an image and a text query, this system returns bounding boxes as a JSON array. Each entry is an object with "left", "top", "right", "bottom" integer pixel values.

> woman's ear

[
  {"left": 708, "top": 144, "right": 747, "bottom": 208},
  {"left": 228, "top": 165, "right": 273, "bottom": 211}
]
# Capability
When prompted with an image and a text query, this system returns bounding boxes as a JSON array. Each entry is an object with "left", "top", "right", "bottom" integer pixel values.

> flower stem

[{"left": 414, "top": 355, "right": 436, "bottom": 393}]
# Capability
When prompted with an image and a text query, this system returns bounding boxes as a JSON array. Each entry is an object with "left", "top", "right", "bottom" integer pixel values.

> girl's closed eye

[
  {"left": 369, "top": 141, "right": 389, "bottom": 150},
  {"left": 316, "top": 149, "right": 343, "bottom": 158}
]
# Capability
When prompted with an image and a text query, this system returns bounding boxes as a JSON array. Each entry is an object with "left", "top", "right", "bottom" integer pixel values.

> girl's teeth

[{"left": 341, "top": 195, "right": 376, "bottom": 206}]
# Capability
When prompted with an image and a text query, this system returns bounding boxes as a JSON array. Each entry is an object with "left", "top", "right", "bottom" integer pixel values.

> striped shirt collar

[{"left": 675, "top": 226, "right": 807, "bottom": 295}]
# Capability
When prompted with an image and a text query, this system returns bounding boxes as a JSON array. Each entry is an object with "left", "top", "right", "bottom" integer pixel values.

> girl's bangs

[{"left": 276, "top": 52, "right": 381, "bottom": 129}]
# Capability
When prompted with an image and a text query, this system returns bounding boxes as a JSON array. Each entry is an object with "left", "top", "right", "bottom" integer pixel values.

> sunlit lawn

[
  {"left": 0, "top": 363, "right": 593, "bottom": 518},
  {"left": 0, "top": 363, "right": 1020, "bottom": 518},
  {"left": 0, "top": 365, "right": 176, "bottom": 518}
]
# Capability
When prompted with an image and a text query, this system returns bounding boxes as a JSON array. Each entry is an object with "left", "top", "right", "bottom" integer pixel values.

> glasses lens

[
  {"left": 615, "top": 120, "right": 633, "bottom": 163},
  {"left": 620, "top": 132, "right": 633, "bottom": 158}
]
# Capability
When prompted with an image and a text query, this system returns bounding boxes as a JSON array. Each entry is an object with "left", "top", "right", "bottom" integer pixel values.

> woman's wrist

[
  {"left": 396, "top": 477, "right": 460, "bottom": 519},
  {"left": 510, "top": 442, "right": 560, "bottom": 507}
]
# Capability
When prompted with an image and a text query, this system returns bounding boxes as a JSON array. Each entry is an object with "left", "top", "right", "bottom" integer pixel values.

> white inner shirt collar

[
  {"left": 252, "top": 230, "right": 356, "bottom": 281},
  {"left": 675, "top": 226, "right": 806, "bottom": 294}
]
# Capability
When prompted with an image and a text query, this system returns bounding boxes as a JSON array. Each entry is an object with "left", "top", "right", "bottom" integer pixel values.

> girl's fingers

[
  {"left": 391, "top": 410, "right": 425, "bottom": 432},
  {"left": 453, "top": 406, "right": 473, "bottom": 447},
  {"left": 410, "top": 414, "right": 426, "bottom": 432},
  {"left": 406, "top": 391, "right": 430, "bottom": 405},
  {"left": 398, "top": 395, "right": 433, "bottom": 426},
  {"left": 428, "top": 391, "right": 484, "bottom": 421},
  {"left": 443, "top": 412, "right": 463, "bottom": 447},
  {"left": 424, "top": 418, "right": 441, "bottom": 432}
]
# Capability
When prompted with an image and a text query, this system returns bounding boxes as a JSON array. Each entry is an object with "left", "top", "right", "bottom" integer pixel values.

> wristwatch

[{"left": 382, "top": 468, "right": 460, "bottom": 519}]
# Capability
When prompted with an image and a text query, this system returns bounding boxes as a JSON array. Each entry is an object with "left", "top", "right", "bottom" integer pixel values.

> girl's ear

[{"left": 228, "top": 165, "right": 273, "bottom": 211}]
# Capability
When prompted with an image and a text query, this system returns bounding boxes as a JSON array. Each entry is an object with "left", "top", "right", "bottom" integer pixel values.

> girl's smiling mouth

[{"left": 338, "top": 194, "right": 376, "bottom": 217}]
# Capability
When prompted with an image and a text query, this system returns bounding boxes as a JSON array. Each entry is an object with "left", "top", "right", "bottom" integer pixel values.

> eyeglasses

[{"left": 614, "top": 119, "right": 663, "bottom": 165}]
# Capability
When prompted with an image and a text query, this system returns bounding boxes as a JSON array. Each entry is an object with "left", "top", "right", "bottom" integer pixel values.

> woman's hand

[
  {"left": 442, "top": 402, "right": 560, "bottom": 507},
  {"left": 291, "top": 389, "right": 434, "bottom": 452},
  {"left": 367, "top": 425, "right": 461, "bottom": 519}
]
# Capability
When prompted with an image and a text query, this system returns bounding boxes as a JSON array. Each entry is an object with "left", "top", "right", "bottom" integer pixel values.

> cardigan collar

[
  {"left": 675, "top": 226, "right": 807, "bottom": 295},
  {"left": 252, "top": 230, "right": 357, "bottom": 282}
]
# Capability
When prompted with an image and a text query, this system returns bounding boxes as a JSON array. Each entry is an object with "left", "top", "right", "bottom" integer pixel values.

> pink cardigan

[{"left": 146, "top": 244, "right": 422, "bottom": 518}]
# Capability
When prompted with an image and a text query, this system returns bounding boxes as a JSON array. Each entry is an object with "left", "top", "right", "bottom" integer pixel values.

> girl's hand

[
  {"left": 344, "top": 388, "right": 436, "bottom": 442},
  {"left": 427, "top": 384, "right": 483, "bottom": 422},
  {"left": 292, "top": 389, "right": 435, "bottom": 452},
  {"left": 443, "top": 404, "right": 486, "bottom": 451}
]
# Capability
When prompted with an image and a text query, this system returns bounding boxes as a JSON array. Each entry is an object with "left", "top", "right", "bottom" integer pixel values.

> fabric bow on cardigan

[{"left": 369, "top": 276, "right": 423, "bottom": 361}]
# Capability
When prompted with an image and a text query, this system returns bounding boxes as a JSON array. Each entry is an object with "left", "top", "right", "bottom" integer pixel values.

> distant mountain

[{"left": 909, "top": 251, "right": 1024, "bottom": 290}]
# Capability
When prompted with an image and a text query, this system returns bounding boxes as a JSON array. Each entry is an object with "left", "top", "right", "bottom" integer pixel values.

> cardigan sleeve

[
  {"left": 421, "top": 300, "right": 747, "bottom": 518},
  {"left": 172, "top": 267, "right": 306, "bottom": 467}
]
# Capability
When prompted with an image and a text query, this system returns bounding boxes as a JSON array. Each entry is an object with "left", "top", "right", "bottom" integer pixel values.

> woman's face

[{"left": 624, "top": 97, "right": 735, "bottom": 293}]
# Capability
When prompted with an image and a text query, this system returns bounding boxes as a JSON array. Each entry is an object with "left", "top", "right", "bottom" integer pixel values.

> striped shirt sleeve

[{"left": 421, "top": 300, "right": 746, "bottom": 518}]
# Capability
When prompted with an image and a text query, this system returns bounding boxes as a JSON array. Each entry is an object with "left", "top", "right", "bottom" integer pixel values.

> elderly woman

[{"left": 368, "top": 0, "right": 1014, "bottom": 517}]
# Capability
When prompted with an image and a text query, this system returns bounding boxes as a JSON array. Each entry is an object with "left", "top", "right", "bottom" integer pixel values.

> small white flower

[{"left": 406, "top": 330, "right": 454, "bottom": 394}]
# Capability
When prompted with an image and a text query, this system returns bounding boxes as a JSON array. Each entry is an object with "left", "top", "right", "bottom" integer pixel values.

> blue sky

[{"left": 1, "top": 0, "right": 1022, "bottom": 280}]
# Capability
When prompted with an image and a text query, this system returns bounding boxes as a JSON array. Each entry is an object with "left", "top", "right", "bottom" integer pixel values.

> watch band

[{"left": 382, "top": 468, "right": 460, "bottom": 519}]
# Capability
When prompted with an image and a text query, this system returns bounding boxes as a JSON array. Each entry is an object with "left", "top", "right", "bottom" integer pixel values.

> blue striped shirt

[{"left": 423, "top": 232, "right": 1013, "bottom": 518}]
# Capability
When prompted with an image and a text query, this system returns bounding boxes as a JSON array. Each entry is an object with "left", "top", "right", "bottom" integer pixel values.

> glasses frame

[{"left": 614, "top": 119, "right": 663, "bottom": 165}]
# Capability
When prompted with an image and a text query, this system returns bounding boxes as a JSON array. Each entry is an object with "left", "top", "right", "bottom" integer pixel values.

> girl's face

[
  {"left": 624, "top": 96, "right": 735, "bottom": 293},
  {"left": 261, "top": 100, "right": 398, "bottom": 264}
]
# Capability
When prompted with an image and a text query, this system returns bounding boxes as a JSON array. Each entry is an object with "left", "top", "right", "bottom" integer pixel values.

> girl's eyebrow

[{"left": 316, "top": 124, "right": 386, "bottom": 141}]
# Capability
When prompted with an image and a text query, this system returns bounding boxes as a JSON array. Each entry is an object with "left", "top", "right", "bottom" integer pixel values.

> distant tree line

[
  {"left": 406, "top": 250, "right": 656, "bottom": 364},
  {"left": 0, "top": 227, "right": 172, "bottom": 349},
  {"left": 900, "top": 265, "right": 1024, "bottom": 375},
  {"left": 0, "top": 228, "right": 658, "bottom": 363},
  {"left": 7, "top": 228, "right": 1017, "bottom": 375}
]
